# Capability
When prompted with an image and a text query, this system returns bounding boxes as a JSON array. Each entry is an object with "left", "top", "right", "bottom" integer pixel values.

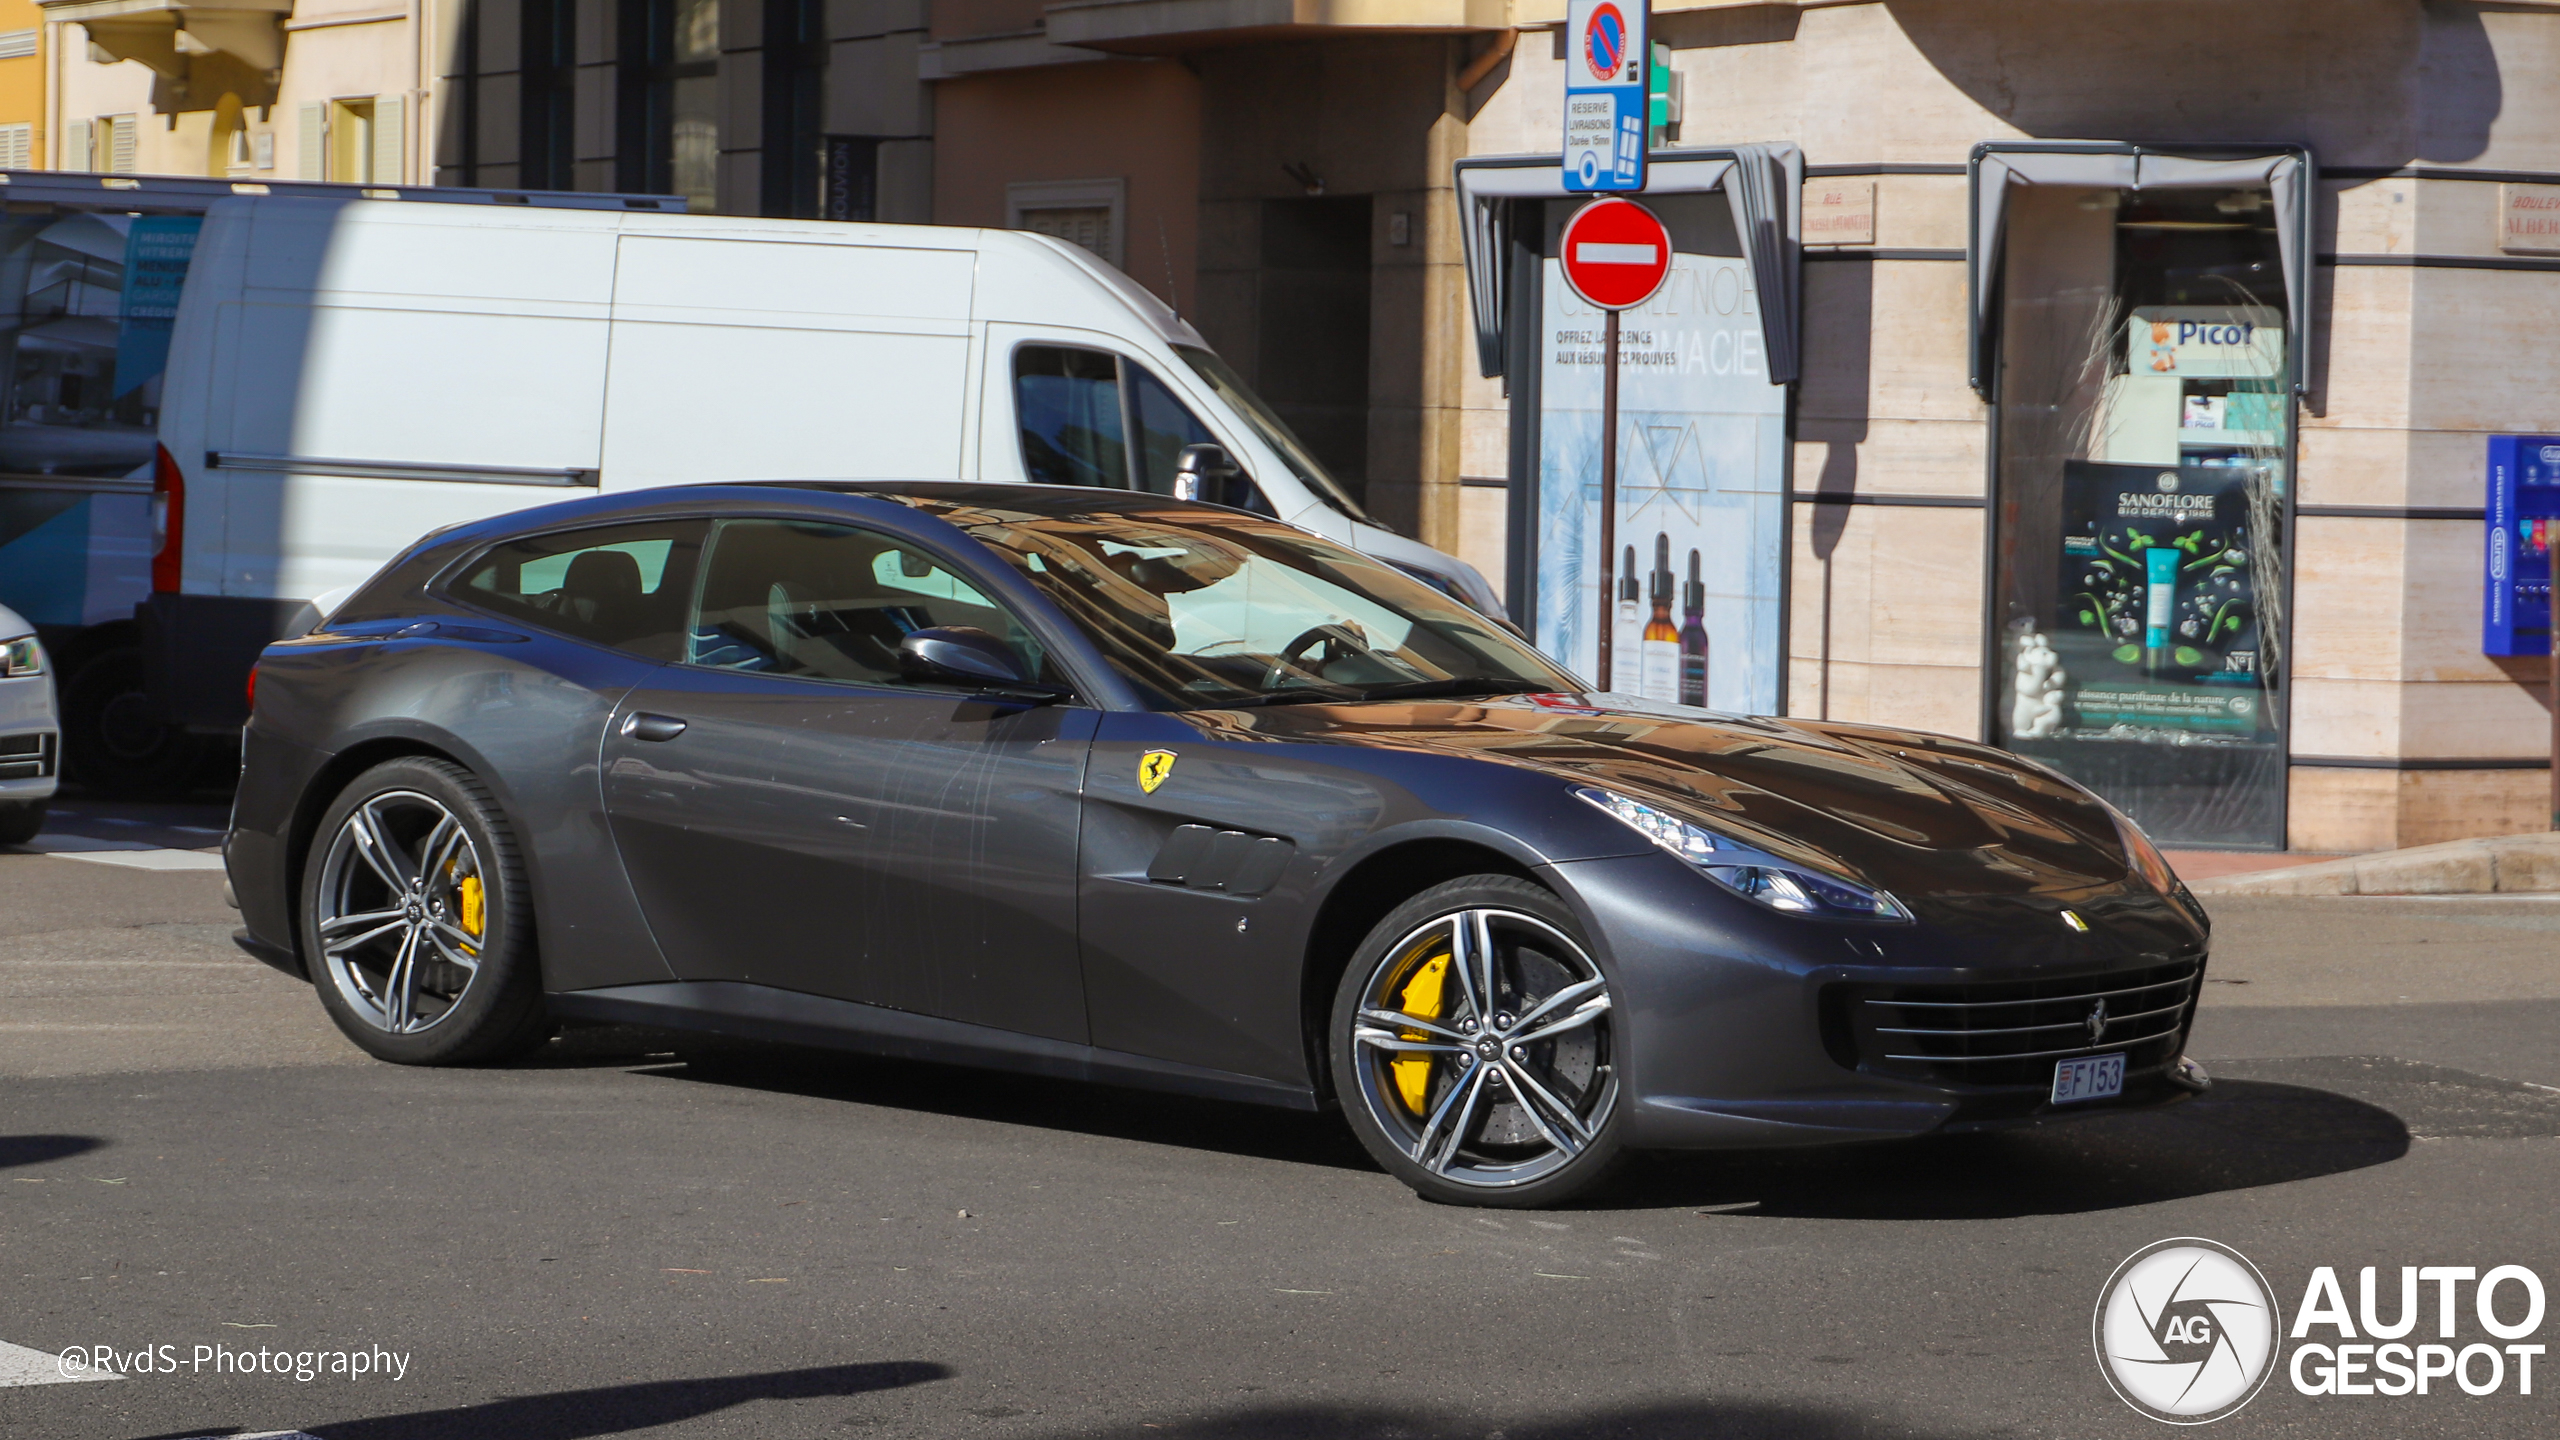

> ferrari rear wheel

[
  {"left": 302, "top": 757, "right": 549, "bottom": 1065},
  {"left": 1331, "top": 875, "right": 1624, "bottom": 1206}
]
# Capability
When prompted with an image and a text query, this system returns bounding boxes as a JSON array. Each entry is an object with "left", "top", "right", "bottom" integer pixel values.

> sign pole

[
  {"left": 1556, "top": 195, "right": 1669, "bottom": 695},
  {"left": 1597, "top": 308, "right": 1620, "bottom": 691}
]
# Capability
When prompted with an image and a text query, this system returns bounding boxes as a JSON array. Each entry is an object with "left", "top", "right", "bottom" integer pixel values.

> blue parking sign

[{"left": 1564, "top": 0, "right": 1648, "bottom": 192}]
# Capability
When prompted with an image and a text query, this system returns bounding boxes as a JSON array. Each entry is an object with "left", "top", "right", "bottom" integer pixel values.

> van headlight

[
  {"left": 1573, "top": 786, "right": 1911, "bottom": 922},
  {"left": 2, "top": 634, "right": 42, "bottom": 677}
]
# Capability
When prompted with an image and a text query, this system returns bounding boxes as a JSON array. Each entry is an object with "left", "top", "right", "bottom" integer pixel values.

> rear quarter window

[{"left": 445, "top": 521, "right": 707, "bottom": 661}]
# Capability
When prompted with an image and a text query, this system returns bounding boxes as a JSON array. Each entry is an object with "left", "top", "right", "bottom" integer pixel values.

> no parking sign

[{"left": 1563, "top": 0, "right": 1648, "bottom": 192}]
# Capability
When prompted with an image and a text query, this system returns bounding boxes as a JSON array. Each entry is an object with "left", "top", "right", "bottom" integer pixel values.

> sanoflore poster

[{"left": 1536, "top": 252, "right": 1786, "bottom": 713}]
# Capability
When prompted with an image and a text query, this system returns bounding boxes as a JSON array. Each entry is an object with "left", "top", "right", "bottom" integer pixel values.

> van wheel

[
  {"left": 1330, "top": 875, "right": 1626, "bottom": 1207},
  {"left": 301, "top": 757, "right": 549, "bottom": 1065},
  {"left": 60, "top": 649, "right": 208, "bottom": 798}
]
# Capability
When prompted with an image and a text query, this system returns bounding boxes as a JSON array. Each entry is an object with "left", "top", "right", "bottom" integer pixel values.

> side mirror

[
  {"left": 897, "top": 626, "right": 1030, "bottom": 687},
  {"left": 1173, "top": 443, "right": 1241, "bottom": 503}
]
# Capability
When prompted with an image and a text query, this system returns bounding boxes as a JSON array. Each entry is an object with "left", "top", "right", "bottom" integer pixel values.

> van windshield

[{"left": 1173, "top": 345, "right": 1374, "bottom": 525}]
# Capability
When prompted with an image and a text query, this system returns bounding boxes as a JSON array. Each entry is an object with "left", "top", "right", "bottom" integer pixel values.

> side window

[
  {"left": 1014, "top": 346, "right": 1126, "bottom": 488},
  {"left": 1130, "top": 367, "right": 1274, "bottom": 515},
  {"left": 685, "top": 518, "right": 1049, "bottom": 688},
  {"left": 1012, "top": 344, "right": 1271, "bottom": 514},
  {"left": 448, "top": 521, "right": 705, "bottom": 660}
]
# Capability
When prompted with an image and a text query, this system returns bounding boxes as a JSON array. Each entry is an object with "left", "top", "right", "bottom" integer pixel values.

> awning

[
  {"left": 1455, "top": 143, "right": 1805, "bottom": 385},
  {"left": 1968, "top": 142, "right": 2314, "bottom": 397}
]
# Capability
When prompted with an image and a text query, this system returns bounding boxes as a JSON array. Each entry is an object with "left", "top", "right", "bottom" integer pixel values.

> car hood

[{"left": 1195, "top": 693, "right": 2160, "bottom": 916}]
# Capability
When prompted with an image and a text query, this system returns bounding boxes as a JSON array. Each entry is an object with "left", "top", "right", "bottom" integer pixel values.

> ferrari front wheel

[{"left": 1330, "top": 875, "right": 1625, "bottom": 1207}]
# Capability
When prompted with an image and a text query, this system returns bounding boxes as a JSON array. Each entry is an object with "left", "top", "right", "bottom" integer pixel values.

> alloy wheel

[
  {"left": 315, "top": 790, "right": 489, "bottom": 1035},
  {"left": 1348, "top": 907, "right": 1616, "bottom": 1189}
]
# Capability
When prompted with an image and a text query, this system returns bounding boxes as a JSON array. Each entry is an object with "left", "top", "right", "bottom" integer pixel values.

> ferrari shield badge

[{"left": 1138, "top": 749, "right": 1178, "bottom": 794}]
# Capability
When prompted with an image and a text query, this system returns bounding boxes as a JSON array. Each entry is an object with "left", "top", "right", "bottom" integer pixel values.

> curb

[{"left": 2185, "top": 831, "right": 2560, "bottom": 897}]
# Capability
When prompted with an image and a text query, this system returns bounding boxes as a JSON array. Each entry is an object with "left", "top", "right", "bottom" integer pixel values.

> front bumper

[
  {"left": 1542, "top": 851, "right": 2209, "bottom": 1151},
  {"left": 1, "top": 672, "right": 61, "bottom": 800}
]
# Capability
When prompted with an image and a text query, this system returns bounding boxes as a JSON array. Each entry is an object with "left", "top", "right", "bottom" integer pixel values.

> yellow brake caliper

[
  {"left": 1392, "top": 949, "right": 1451, "bottom": 1114},
  {"left": 453, "top": 865, "right": 485, "bottom": 956}
]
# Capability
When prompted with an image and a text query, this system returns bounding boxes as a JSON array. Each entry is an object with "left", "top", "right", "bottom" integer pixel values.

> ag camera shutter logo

[{"left": 2094, "top": 1238, "right": 2281, "bottom": 1423}]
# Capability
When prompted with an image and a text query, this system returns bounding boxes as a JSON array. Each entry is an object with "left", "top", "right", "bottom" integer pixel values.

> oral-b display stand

[{"left": 1455, "top": 145, "right": 1803, "bottom": 713}]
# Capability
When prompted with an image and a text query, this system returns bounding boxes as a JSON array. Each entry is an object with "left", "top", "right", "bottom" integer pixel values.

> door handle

[{"left": 620, "top": 712, "right": 688, "bottom": 742}]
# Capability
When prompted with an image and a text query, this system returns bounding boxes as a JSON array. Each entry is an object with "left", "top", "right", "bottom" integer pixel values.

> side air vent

[{"left": 1146, "top": 824, "right": 1293, "bottom": 896}]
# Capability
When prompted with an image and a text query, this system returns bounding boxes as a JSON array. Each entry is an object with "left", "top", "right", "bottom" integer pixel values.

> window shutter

[
  {"left": 62, "top": 119, "right": 89, "bottom": 172},
  {"left": 297, "top": 104, "right": 324, "bottom": 180},
  {"left": 0, "top": 124, "right": 29, "bottom": 170},
  {"left": 370, "top": 94, "right": 403, "bottom": 185},
  {"left": 107, "top": 114, "right": 136, "bottom": 173}
]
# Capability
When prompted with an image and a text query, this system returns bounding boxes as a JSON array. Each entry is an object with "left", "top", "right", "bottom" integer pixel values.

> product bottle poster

[
  {"left": 2043, "top": 460, "right": 2272, "bottom": 739},
  {"left": 1535, "top": 251, "right": 1786, "bottom": 712}
]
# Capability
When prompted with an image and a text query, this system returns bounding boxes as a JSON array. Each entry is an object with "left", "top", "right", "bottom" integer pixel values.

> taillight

[
  {"left": 150, "top": 444, "right": 185, "bottom": 593},
  {"left": 244, "top": 662, "right": 259, "bottom": 712}
]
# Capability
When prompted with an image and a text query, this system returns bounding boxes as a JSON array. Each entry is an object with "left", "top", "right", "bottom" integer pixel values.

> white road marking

[
  {"left": 37, "top": 844, "right": 225, "bottom": 872},
  {"left": 0, "top": 1339, "right": 118, "bottom": 1386}
]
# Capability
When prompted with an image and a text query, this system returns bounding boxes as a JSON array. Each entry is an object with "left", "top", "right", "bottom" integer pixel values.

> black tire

[
  {"left": 60, "top": 648, "right": 209, "bottom": 798},
  {"left": 300, "top": 756, "right": 549, "bottom": 1065},
  {"left": 1329, "top": 875, "right": 1628, "bottom": 1208},
  {"left": 0, "top": 799, "right": 44, "bottom": 847}
]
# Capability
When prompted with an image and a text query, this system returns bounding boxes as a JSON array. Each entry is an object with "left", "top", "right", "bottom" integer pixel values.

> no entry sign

[{"left": 1559, "top": 198, "right": 1672, "bottom": 311}]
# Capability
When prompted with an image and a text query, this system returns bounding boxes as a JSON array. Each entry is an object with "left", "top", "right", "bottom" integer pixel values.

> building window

[
  {"left": 761, "top": 0, "right": 826, "bottom": 217},
  {"left": 0, "top": 124, "right": 30, "bottom": 170},
  {"left": 0, "top": 29, "right": 36, "bottom": 59},
  {"left": 822, "top": 136, "right": 879, "bottom": 222},
  {"left": 624, "top": 0, "right": 720, "bottom": 211},
  {"left": 1007, "top": 178, "right": 1126, "bottom": 268},
  {"left": 1988, "top": 178, "right": 2294, "bottom": 848},
  {"left": 301, "top": 98, "right": 402, "bottom": 184},
  {"left": 522, "top": 0, "right": 576, "bottom": 189}
]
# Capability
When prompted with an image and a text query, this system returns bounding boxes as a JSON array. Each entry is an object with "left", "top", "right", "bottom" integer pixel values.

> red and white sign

[{"left": 1558, "top": 198, "right": 1672, "bottom": 311}]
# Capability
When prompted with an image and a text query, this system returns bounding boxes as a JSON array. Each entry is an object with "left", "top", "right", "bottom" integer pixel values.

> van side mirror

[
  {"left": 896, "top": 626, "right": 1068, "bottom": 703},
  {"left": 1173, "top": 444, "right": 1241, "bottom": 503}
]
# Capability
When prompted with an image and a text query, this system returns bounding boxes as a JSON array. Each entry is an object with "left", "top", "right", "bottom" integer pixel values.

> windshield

[
  {"left": 1173, "top": 345, "right": 1374, "bottom": 524},
  {"left": 950, "top": 505, "right": 1573, "bottom": 710}
]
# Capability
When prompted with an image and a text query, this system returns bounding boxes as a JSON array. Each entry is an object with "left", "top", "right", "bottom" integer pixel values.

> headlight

[
  {"left": 1573, "top": 786, "right": 1910, "bottom": 922},
  {"left": 1, "top": 634, "right": 41, "bottom": 677}
]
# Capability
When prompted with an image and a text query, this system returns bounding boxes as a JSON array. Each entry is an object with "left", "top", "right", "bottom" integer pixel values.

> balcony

[{"left": 39, "top": 0, "right": 292, "bottom": 110}]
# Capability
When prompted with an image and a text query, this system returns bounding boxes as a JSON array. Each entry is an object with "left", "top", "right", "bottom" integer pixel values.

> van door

[
  {"left": 602, "top": 236, "right": 980, "bottom": 490},
  {"left": 210, "top": 203, "right": 619, "bottom": 601},
  {"left": 977, "top": 325, "right": 1276, "bottom": 513}
]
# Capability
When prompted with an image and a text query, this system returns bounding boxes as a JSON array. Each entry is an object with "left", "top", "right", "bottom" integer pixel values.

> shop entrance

[{"left": 1987, "top": 168, "right": 2298, "bottom": 848}]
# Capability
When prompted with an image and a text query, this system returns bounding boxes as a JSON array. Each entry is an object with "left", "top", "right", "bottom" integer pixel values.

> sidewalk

[{"left": 2180, "top": 831, "right": 2560, "bottom": 897}]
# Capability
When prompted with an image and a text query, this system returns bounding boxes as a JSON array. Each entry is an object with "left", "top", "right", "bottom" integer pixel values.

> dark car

[{"left": 227, "top": 482, "right": 2212, "bottom": 1207}]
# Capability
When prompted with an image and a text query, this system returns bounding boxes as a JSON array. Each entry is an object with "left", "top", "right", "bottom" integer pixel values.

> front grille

[
  {"left": 0, "top": 731, "right": 53, "bottom": 780},
  {"left": 1829, "top": 957, "right": 2201, "bottom": 1088}
]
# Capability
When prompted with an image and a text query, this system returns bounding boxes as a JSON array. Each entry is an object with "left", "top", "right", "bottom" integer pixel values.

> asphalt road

[{"left": 3, "top": 804, "right": 2556, "bottom": 1439}]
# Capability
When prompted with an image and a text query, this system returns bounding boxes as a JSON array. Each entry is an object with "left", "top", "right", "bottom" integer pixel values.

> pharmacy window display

[{"left": 1980, "top": 151, "right": 2306, "bottom": 849}]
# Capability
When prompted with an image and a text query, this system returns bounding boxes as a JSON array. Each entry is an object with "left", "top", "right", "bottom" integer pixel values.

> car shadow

[
  {"left": 135, "top": 1359, "right": 949, "bottom": 1440},
  {"left": 634, "top": 1042, "right": 1377, "bottom": 1173},
  {"left": 146, "top": 1389, "right": 2002, "bottom": 1440},
  {"left": 1614, "top": 1078, "right": 2410, "bottom": 1218},
  {"left": 0, "top": 1133, "right": 105, "bottom": 1169}
]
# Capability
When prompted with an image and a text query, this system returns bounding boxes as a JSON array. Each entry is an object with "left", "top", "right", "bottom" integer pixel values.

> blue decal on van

[{"left": 115, "top": 216, "right": 203, "bottom": 398}]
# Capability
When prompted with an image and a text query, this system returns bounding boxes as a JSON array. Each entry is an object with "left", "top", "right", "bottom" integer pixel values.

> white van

[{"left": 143, "top": 196, "right": 1498, "bottom": 729}]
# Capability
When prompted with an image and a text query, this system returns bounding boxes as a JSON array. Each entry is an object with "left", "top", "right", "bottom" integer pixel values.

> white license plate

[{"left": 2052, "top": 1053, "right": 2126, "bottom": 1105}]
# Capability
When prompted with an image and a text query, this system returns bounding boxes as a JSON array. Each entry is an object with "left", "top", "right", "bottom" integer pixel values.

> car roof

[{"left": 722, "top": 479, "right": 1255, "bottom": 523}]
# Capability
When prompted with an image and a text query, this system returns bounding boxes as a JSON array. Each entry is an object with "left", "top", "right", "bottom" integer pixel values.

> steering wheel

[{"left": 1263, "top": 623, "right": 1371, "bottom": 690}]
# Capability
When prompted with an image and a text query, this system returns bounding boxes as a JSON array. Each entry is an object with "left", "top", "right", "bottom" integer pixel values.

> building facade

[{"left": 29, "top": 0, "right": 2560, "bottom": 854}]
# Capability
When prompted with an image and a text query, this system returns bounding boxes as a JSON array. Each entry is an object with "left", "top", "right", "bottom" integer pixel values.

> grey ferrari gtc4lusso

[{"left": 227, "top": 481, "right": 2213, "bottom": 1207}]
